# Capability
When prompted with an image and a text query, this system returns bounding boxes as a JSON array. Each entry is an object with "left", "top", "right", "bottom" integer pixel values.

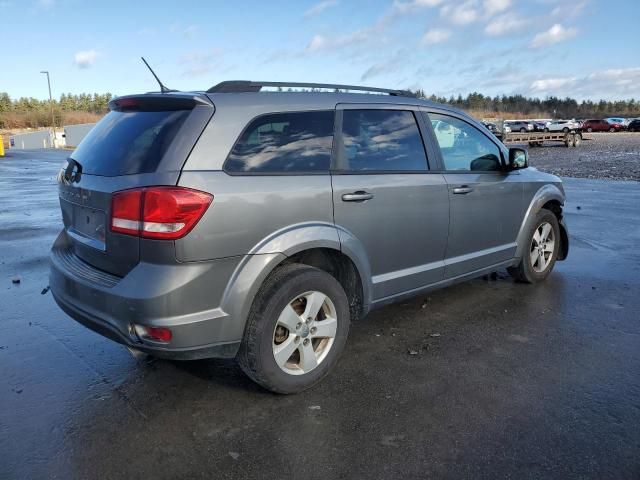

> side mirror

[{"left": 508, "top": 147, "right": 528, "bottom": 170}]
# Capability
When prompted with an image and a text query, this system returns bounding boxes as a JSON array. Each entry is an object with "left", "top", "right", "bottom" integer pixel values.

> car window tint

[
  {"left": 338, "top": 110, "right": 427, "bottom": 171},
  {"left": 71, "top": 110, "right": 190, "bottom": 176},
  {"left": 429, "top": 113, "right": 502, "bottom": 172},
  {"left": 225, "top": 111, "right": 334, "bottom": 173}
]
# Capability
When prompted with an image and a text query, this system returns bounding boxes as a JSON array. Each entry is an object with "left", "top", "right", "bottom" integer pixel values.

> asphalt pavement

[{"left": 1, "top": 149, "right": 639, "bottom": 479}]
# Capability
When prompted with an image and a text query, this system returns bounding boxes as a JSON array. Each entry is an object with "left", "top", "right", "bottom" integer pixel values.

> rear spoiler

[{"left": 109, "top": 94, "right": 212, "bottom": 112}]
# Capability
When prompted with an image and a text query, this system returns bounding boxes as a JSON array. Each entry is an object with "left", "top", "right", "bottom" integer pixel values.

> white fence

[
  {"left": 9, "top": 123, "right": 96, "bottom": 150},
  {"left": 10, "top": 130, "right": 54, "bottom": 149},
  {"left": 64, "top": 123, "right": 96, "bottom": 148}
]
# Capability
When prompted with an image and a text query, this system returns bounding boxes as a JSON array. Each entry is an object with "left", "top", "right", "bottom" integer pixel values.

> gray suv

[{"left": 50, "top": 81, "right": 569, "bottom": 393}]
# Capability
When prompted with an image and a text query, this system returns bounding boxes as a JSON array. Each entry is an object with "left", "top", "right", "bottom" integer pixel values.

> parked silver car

[
  {"left": 50, "top": 81, "right": 569, "bottom": 393},
  {"left": 545, "top": 120, "right": 580, "bottom": 132}
]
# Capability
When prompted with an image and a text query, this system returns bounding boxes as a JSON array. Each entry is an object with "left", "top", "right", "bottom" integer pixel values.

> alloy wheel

[
  {"left": 272, "top": 291, "right": 337, "bottom": 375},
  {"left": 530, "top": 222, "right": 555, "bottom": 273}
]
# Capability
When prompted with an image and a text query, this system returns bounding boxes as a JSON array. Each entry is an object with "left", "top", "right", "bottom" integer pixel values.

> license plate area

[{"left": 61, "top": 199, "right": 107, "bottom": 251}]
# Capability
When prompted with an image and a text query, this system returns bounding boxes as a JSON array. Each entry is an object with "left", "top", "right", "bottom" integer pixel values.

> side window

[
  {"left": 338, "top": 110, "right": 428, "bottom": 171},
  {"left": 428, "top": 113, "right": 502, "bottom": 172},
  {"left": 225, "top": 111, "right": 334, "bottom": 173}
]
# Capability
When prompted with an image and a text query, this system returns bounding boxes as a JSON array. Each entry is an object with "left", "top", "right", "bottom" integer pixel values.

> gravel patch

[{"left": 526, "top": 132, "right": 640, "bottom": 181}]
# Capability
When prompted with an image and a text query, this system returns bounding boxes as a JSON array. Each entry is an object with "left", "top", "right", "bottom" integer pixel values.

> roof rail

[{"left": 206, "top": 80, "right": 414, "bottom": 97}]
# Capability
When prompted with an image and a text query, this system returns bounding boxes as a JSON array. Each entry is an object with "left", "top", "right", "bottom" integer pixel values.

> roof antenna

[{"left": 141, "top": 56, "right": 174, "bottom": 93}]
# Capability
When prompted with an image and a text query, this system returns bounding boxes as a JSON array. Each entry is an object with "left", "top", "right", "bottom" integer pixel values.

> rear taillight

[{"left": 111, "top": 187, "right": 212, "bottom": 240}]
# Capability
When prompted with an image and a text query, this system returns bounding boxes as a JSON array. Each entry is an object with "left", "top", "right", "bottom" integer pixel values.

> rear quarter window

[
  {"left": 224, "top": 111, "right": 335, "bottom": 174},
  {"left": 71, "top": 110, "right": 190, "bottom": 176}
]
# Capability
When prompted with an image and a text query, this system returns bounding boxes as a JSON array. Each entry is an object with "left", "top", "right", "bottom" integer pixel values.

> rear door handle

[
  {"left": 452, "top": 186, "right": 473, "bottom": 195},
  {"left": 342, "top": 191, "right": 374, "bottom": 202}
]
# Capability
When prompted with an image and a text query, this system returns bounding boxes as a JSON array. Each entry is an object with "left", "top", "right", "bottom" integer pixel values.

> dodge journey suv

[{"left": 50, "top": 81, "right": 569, "bottom": 393}]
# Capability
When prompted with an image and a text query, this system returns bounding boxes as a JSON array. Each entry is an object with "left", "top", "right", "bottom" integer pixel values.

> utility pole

[{"left": 40, "top": 71, "right": 55, "bottom": 146}]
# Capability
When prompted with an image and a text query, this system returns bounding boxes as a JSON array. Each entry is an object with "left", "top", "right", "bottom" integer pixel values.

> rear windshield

[{"left": 70, "top": 110, "right": 190, "bottom": 176}]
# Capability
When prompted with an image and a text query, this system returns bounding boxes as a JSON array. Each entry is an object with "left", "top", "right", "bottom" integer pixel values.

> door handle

[
  {"left": 452, "top": 186, "right": 473, "bottom": 195},
  {"left": 342, "top": 191, "right": 374, "bottom": 202}
]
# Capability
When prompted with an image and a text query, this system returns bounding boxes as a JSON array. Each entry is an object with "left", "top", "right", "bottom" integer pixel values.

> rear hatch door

[{"left": 57, "top": 94, "right": 214, "bottom": 277}]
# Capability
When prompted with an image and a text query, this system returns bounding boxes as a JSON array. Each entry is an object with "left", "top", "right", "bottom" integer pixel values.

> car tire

[
  {"left": 544, "top": 128, "right": 549, "bottom": 132},
  {"left": 520, "top": 127, "right": 526, "bottom": 133},
  {"left": 237, "top": 263, "right": 350, "bottom": 394},
  {"left": 587, "top": 127, "right": 593, "bottom": 133},
  {"left": 609, "top": 127, "right": 615, "bottom": 133},
  {"left": 563, "top": 127, "right": 569, "bottom": 133},
  {"left": 508, "top": 209, "right": 560, "bottom": 284}
]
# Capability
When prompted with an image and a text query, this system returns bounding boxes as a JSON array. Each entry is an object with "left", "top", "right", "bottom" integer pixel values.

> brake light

[{"left": 111, "top": 187, "right": 212, "bottom": 240}]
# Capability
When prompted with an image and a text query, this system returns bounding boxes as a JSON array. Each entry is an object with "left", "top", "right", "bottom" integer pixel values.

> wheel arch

[
  {"left": 220, "top": 223, "right": 371, "bottom": 342},
  {"left": 515, "top": 184, "right": 568, "bottom": 260}
]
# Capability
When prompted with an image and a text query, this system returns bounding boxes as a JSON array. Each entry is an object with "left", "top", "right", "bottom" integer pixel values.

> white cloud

[
  {"left": 531, "top": 23, "right": 577, "bottom": 48},
  {"left": 305, "top": 29, "right": 371, "bottom": 53},
  {"left": 485, "top": 13, "right": 526, "bottom": 36},
  {"left": 392, "top": 0, "right": 443, "bottom": 13},
  {"left": 529, "top": 68, "right": 640, "bottom": 99},
  {"left": 551, "top": 1, "right": 586, "bottom": 18},
  {"left": 73, "top": 50, "right": 99, "bottom": 69},
  {"left": 531, "top": 77, "right": 577, "bottom": 92},
  {"left": 483, "top": 0, "right": 510, "bottom": 16},
  {"left": 304, "top": 0, "right": 338, "bottom": 18},
  {"left": 306, "top": 34, "right": 328, "bottom": 52},
  {"left": 422, "top": 28, "right": 451, "bottom": 44},
  {"left": 440, "top": 1, "right": 479, "bottom": 26}
]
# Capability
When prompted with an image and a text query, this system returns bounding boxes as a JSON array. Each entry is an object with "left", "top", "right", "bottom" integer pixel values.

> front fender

[{"left": 515, "top": 183, "right": 566, "bottom": 260}]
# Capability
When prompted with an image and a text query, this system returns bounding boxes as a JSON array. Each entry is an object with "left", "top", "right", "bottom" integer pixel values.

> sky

[{"left": 1, "top": 0, "right": 639, "bottom": 102}]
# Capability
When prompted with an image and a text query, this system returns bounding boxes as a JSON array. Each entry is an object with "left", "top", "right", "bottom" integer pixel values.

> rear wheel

[
  {"left": 508, "top": 209, "right": 560, "bottom": 283},
  {"left": 609, "top": 127, "right": 615, "bottom": 132},
  {"left": 237, "top": 264, "right": 350, "bottom": 394},
  {"left": 544, "top": 127, "right": 549, "bottom": 132},
  {"left": 563, "top": 127, "right": 569, "bottom": 133},
  {"left": 520, "top": 127, "right": 526, "bottom": 133},
  {"left": 587, "top": 127, "right": 593, "bottom": 133}
]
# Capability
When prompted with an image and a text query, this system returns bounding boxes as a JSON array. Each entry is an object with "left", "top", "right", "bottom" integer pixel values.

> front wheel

[
  {"left": 544, "top": 128, "right": 549, "bottom": 132},
  {"left": 508, "top": 209, "right": 560, "bottom": 283},
  {"left": 609, "top": 127, "right": 615, "bottom": 133},
  {"left": 238, "top": 264, "right": 350, "bottom": 394},
  {"left": 587, "top": 127, "right": 593, "bottom": 133}
]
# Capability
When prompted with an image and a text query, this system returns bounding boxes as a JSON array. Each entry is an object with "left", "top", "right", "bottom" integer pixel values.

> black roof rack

[{"left": 207, "top": 80, "right": 414, "bottom": 97}]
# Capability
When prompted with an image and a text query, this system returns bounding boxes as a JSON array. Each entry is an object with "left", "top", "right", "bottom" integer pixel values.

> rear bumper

[{"left": 49, "top": 231, "right": 244, "bottom": 359}]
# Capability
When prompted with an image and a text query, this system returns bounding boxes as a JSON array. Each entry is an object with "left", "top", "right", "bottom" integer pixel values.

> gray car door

[
  {"left": 424, "top": 110, "right": 524, "bottom": 278},
  {"left": 331, "top": 104, "right": 450, "bottom": 301}
]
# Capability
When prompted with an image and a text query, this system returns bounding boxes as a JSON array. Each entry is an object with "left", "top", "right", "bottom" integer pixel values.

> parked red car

[{"left": 582, "top": 119, "right": 625, "bottom": 132}]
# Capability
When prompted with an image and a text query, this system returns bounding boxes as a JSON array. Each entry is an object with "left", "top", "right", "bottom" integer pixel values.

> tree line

[
  {"left": 1, "top": 90, "right": 639, "bottom": 129},
  {"left": 0, "top": 92, "right": 114, "bottom": 114},
  {"left": 412, "top": 89, "right": 639, "bottom": 119}
]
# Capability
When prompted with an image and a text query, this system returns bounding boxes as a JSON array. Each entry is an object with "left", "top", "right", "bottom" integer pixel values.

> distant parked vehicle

[
  {"left": 482, "top": 121, "right": 498, "bottom": 133},
  {"left": 582, "top": 119, "right": 624, "bottom": 132},
  {"left": 544, "top": 120, "right": 579, "bottom": 133},
  {"left": 605, "top": 117, "right": 627, "bottom": 126},
  {"left": 505, "top": 120, "right": 534, "bottom": 133},
  {"left": 627, "top": 119, "right": 640, "bottom": 132}
]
